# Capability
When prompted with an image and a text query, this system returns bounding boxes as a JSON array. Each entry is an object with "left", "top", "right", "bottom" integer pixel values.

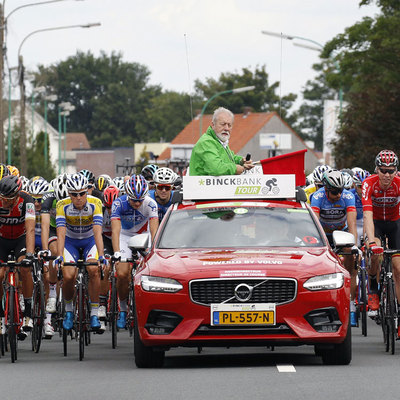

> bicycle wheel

[
  {"left": 360, "top": 268, "right": 368, "bottom": 337},
  {"left": 387, "top": 277, "right": 396, "bottom": 355},
  {"left": 7, "top": 286, "right": 17, "bottom": 363},
  {"left": 31, "top": 281, "right": 45, "bottom": 353},
  {"left": 127, "top": 278, "right": 135, "bottom": 337},
  {"left": 84, "top": 292, "right": 90, "bottom": 346},
  {"left": 78, "top": 283, "right": 85, "bottom": 361},
  {"left": 110, "top": 275, "right": 118, "bottom": 349}
]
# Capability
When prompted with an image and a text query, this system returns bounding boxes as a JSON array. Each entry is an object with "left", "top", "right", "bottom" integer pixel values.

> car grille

[{"left": 190, "top": 278, "right": 297, "bottom": 306}]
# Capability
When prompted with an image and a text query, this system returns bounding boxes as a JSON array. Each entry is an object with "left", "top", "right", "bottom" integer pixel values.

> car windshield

[{"left": 158, "top": 205, "right": 324, "bottom": 249}]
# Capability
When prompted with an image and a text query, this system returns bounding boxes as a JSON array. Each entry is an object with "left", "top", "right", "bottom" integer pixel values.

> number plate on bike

[{"left": 211, "top": 303, "right": 275, "bottom": 325}]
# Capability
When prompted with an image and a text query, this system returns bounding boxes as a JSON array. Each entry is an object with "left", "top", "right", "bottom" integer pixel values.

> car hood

[{"left": 146, "top": 248, "right": 341, "bottom": 280}]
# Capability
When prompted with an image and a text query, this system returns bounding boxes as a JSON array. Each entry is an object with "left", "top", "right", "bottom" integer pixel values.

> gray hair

[{"left": 212, "top": 107, "right": 234, "bottom": 125}]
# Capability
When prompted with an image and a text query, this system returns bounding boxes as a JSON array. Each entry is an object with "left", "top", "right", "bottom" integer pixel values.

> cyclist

[
  {"left": 0, "top": 175, "right": 36, "bottom": 336},
  {"left": 55, "top": 173, "right": 106, "bottom": 331},
  {"left": 113, "top": 176, "right": 125, "bottom": 194},
  {"left": 78, "top": 169, "right": 96, "bottom": 196},
  {"left": 149, "top": 167, "right": 179, "bottom": 223},
  {"left": 141, "top": 164, "right": 159, "bottom": 190},
  {"left": 0, "top": 163, "right": 10, "bottom": 180},
  {"left": 98, "top": 184, "right": 120, "bottom": 329},
  {"left": 111, "top": 175, "right": 158, "bottom": 329},
  {"left": 362, "top": 150, "right": 400, "bottom": 315},
  {"left": 311, "top": 169, "right": 358, "bottom": 325},
  {"left": 304, "top": 164, "right": 332, "bottom": 203}
]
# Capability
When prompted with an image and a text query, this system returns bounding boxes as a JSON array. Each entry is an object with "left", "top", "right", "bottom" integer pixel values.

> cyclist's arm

[
  {"left": 40, "top": 213, "right": 51, "bottom": 251},
  {"left": 363, "top": 210, "right": 376, "bottom": 244},
  {"left": 93, "top": 224, "right": 104, "bottom": 257},
  {"left": 111, "top": 219, "right": 121, "bottom": 252},
  {"left": 56, "top": 226, "right": 66, "bottom": 257},
  {"left": 25, "top": 217, "right": 35, "bottom": 254},
  {"left": 149, "top": 217, "right": 159, "bottom": 241}
]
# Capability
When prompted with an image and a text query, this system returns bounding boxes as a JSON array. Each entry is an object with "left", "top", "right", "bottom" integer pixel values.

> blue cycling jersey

[
  {"left": 350, "top": 188, "right": 363, "bottom": 220},
  {"left": 311, "top": 187, "right": 356, "bottom": 233},
  {"left": 148, "top": 190, "right": 175, "bottom": 222}
]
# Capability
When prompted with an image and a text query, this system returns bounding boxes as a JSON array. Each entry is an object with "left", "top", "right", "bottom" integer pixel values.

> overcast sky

[{"left": 6, "top": 0, "right": 380, "bottom": 106}]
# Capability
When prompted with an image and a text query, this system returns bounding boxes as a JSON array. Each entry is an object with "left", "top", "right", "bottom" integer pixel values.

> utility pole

[
  {"left": 19, "top": 55, "right": 26, "bottom": 175},
  {"left": 0, "top": 5, "right": 4, "bottom": 163}
]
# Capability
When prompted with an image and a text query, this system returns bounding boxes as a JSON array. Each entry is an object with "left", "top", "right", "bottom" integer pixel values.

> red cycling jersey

[
  {"left": 362, "top": 174, "right": 400, "bottom": 221},
  {"left": 0, "top": 192, "right": 35, "bottom": 239}
]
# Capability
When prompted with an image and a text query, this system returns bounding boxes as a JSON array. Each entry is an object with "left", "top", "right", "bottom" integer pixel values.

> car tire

[
  {"left": 320, "top": 321, "right": 352, "bottom": 365},
  {"left": 134, "top": 312, "right": 165, "bottom": 368}
]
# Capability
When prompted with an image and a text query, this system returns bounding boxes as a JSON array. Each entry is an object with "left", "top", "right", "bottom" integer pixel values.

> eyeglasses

[
  {"left": 379, "top": 168, "right": 397, "bottom": 175},
  {"left": 156, "top": 184, "right": 172, "bottom": 192},
  {"left": 327, "top": 188, "right": 343, "bottom": 196},
  {"left": 128, "top": 197, "right": 144, "bottom": 203},
  {"left": 33, "top": 197, "right": 43, "bottom": 203},
  {"left": 69, "top": 191, "right": 87, "bottom": 198}
]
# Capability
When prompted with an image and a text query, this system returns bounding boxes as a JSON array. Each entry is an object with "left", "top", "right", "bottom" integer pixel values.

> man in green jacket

[{"left": 189, "top": 107, "right": 254, "bottom": 176}]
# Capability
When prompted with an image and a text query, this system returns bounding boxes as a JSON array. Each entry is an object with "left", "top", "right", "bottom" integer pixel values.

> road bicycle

[
  {"left": 31, "top": 256, "right": 46, "bottom": 353},
  {"left": 355, "top": 246, "right": 371, "bottom": 337},
  {"left": 108, "top": 256, "right": 119, "bottom": 349},
  {"left": 0, "top": 252, "right": 32, "bottom": 363}
]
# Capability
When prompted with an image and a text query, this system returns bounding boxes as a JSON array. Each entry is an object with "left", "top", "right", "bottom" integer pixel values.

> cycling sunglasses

[
  {"left": 32, "top": 197, "right": 43, "bottom": 203},
  {"left": 128, "top": 197, "right": 144, "bottom": 203},
  {"left": 69, "top": 191, "right": 88, "bottom": 198},
  {"left": 156, "top": 184, "right": 172, "bottom": 191},
  {"left": 379, "top": 168, "right": 397, "bottom": 175},
  {"left": 327, "top": 188, "right": 343, "bottom": 196}
]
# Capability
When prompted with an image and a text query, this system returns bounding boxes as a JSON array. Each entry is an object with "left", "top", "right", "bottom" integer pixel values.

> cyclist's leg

[
  {"left": 62, "top": 239, "right": 79, "bottom": 314},
  {"left": 0, "top": 237, "right": 11, "bottom": 333},
  {"left": 85, "top": 237, "right": 101, "bottom": 329},
  {"left": 99, "top": 235, "right": 112, "bottom": 322}
]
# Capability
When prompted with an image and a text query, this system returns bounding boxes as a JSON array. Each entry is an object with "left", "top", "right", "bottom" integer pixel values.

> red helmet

[
  {"left": 103, "top": 185, "right": 119, "bottom": 208},
  {"left": 375, "top": 150, "right": 399, "bottom": 168}
]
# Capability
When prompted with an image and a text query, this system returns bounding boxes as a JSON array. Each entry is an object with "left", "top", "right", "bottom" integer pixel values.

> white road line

[{"left": 276, "top": 364, "right": 296, "bottom": 372}]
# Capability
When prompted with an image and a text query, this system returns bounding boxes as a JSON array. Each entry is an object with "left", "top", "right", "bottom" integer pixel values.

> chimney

[{"left": 243, "top": 106, "right": 252, "bottom": 118}]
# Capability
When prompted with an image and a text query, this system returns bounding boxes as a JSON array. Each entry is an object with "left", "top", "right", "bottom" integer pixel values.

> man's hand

[
  {"left": 235, "top": 165, "right": 245, "bottom": 175},
  {"left": 38, "top": 249, "right": 51, "bottom": 260},
  {"left": 98, "top": 255, "right": 108, "bottom": 267},
  {"left": 369, "top": 242, "right": 384, "bottom": 255},
  {"left": 54, "top": 255, "right": 64, "bottom": 266},
  {"left": 242, "top": 157, "right": 254, "bottom": 171}
]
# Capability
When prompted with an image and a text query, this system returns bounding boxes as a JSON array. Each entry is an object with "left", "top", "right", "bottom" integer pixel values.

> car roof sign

[{"left": 182, "top": 174, "right": 296, "bottom": 200}]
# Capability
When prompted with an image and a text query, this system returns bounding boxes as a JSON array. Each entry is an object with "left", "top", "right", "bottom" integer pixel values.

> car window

[{"left": 158, "top": 206, "right": 323, "bottom": 249}]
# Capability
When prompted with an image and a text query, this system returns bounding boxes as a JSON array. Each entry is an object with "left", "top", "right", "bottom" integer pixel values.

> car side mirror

[
  {"left": 332, "top": 231, "right": 355, "bottom": 252},
  {"left": 128, "top": 234, "right": 150, "bottom": 257}
]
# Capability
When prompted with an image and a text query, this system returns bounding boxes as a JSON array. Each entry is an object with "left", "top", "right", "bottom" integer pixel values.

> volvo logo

[{"left": 234, "top": 283, "right": 253, "bottom": 302}]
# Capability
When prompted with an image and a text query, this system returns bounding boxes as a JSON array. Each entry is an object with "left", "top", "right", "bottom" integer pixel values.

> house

[{"left": 158, "top": 111, "right": 320, "bottom": 174}]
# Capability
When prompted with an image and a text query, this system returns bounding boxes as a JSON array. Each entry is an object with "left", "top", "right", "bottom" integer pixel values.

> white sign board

[
  {"left": 183, "top": 174, "right": 295, "bottom": 200},
  {"left": 260, "top": 133, "right": 292, "bottom": 150}
]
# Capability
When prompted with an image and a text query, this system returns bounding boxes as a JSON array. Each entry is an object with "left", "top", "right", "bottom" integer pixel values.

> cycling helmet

[
  {"left": 7, "top": 165, "right": 20, "bottom": 177},
  {"left": 340, "top": 168, "right": 354, "bottom": 177},
  {"left": 0, "top": 164, "right": 10, "bottom": 180},
  {"left": 141, "top": 164, "right": 159, "bottom": 181},
  {"left": 375, "top": 150, "right": 399, "bottom": 168},
  {"left": 312, "top": 165, "right": 332, "bottom": 185},
  {"left": 113, "top": 176, "right": 125, "bottom": 192},
  {"left": 95, "top": 174, "right": 112, "bottom": 191},
  {"left": 28, "top": 178, "right": 49, "bottom": 196},
  {"left": 352, "top": 169, "right": 371, "bottom": 186},
  {"left": 103, "top": 185, "right": 120, "bottom": 208},
  {"left": 306, "top": 173, "right": 314, "bottom": 186},
  {"left": 153, "top": 167, "right": 176, "bottom": 185},
  {"left": 54, "top": 175, "right": 69, "bottom": 201},
  {"left": 0, "top": 175, "right": 22, "bottom": 198},
  {"left": 125, "top": 175, "right": 148, "bottom": 200},
  {"left": 20, "top": 175, "right": 29, "bottom": 191},
  {"left": 78, "top": 169, "right": 95, "bottom": 184},
  {"left": 66, "top": 173, "right": 88, "bottom": 192},
  {"left": 342, "top": 172, "right": 353, "bottom": 190},
  {"left": 351, "top": 167, "right": 364, "bottom": 176},
  {"left": 322, "top": 170, "right": 345, "bottom": 190}
]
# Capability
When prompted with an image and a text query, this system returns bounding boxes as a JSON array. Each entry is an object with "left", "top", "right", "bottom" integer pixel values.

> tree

[
  {"left": 321, "top": 1, "right": 400, "bottom": 167},
  {"left": 194, "top": 65, "right": 297, "bottom": 126}
]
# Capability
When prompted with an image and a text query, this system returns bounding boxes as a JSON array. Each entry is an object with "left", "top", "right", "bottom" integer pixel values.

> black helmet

[
  {"left": 0, "top": 175, "right": 22, "bottom": 198},
  {"left": 78, "top": 169, "right": 95, "bottom": 184}
]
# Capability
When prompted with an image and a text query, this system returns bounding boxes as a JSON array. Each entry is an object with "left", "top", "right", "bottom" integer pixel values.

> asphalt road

[{"left": 1, "top": 319, "right": 399, "bottom": 400}]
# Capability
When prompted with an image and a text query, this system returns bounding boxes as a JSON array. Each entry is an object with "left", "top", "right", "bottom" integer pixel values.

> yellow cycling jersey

[
  {"left": 56, "top": 195, "right": 103, "bottom": 239},
  {"left": 304, "top": 184, "right": 317, "bottom": 204}
]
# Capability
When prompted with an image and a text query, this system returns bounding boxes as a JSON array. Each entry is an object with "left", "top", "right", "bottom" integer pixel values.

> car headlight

[
  {"left": 141, "top": 275, "right": 183, "bottom": 293},
  {"left": 303, "top": 273, "right": 344, "bottom": 291}
]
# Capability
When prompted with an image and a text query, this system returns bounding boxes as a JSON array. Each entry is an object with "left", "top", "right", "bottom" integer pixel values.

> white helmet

[
  {"left": 342, "top": 172, "right": 353, "bottom": 190},
  {"left": 20, "top": 175, "right": 29, "bottom": 191},
  {"left": 54, "top": 174, "right": 69, "bottom": 201},
  {"left": 153, "top": 167, "right": 176, "bottom": 185},
  {"left": 67, "top": 173, "right": 88, "bottom": 192},
  {"left": 113, "top": 176, "right": 125, "bottom": 193},
  {"left": 313, "top": 165, "right": 332, "bottom": 185},
  {"left": 28, "top": 178, "right": 49, "bottom": 196}
]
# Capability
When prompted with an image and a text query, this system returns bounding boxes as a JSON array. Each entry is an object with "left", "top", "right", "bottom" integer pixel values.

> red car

[{"left": 130, "top": 194, "right": 352, "bottom": 368}]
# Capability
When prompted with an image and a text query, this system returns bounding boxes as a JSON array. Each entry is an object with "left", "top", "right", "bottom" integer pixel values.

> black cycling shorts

[
  {"left": 374, "top": 219, "right": 400, "bottom": 250},
  {"left": 103, "top": 234, "right": 113, "bottom": 257},
  {"left": 0, "top": 235, "right": 27, "bottom": 262}
]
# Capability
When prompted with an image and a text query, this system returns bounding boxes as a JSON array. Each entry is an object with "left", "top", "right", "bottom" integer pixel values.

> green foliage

[
  {"left": 194, "top": 65, "right": 297, "bottom": 125},
  {"left": 322, "top": 4, "right": 400, "bottom": 168}
]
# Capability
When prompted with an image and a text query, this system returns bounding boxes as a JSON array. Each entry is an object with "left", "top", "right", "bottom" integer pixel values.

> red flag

[{"left": 259, "top": 149, "right": 307, "bottom": 186}]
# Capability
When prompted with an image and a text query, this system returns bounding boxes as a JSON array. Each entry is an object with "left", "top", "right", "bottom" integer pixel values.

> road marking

[{"left": 277, "top": 364, "right": 296, "bottom": 372}]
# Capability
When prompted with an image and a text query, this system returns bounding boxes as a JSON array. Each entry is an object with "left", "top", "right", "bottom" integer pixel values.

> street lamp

[
  {"left": 199, "top": 86, "right": 255, "bottom": 137},
  {"left": 62, "top": 104, "right": 75, "bottom": 172},
  {"left": 31, "top": 86, "right": 46, "bottom": 138},
  {"left": 17, "top": 22, "right": 101, "bottom": 175},
  {"left": 58, "top": 102, "right": 71, "bottom": 174},
  {"left": 44, "top": 94, "right": 57, "bottom": 166},
  {"left": 260, "top": 30, "right": 343, "bottom": 114}
]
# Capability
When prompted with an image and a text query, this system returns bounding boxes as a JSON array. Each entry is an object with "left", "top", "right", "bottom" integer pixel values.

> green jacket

[{"left": 189, "top": 127, "right": 243, "bottom": 176}]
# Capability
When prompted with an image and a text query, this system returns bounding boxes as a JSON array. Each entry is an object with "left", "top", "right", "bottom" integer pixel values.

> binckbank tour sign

[{"left": 183, "top": 174, "right": 295, "bottom": 200}]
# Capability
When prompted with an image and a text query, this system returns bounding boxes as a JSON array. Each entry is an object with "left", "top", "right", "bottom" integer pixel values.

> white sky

[{"left": 5, "top": 0, "right": 380, "bottom": 106}]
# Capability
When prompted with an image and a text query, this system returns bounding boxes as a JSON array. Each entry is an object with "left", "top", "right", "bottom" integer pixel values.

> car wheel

[
  {"left": 320, "top": 321, "right": 352, "bottom": 365},
  {"left": 134, "top": 312, "right": 165, "bottom": 368}
]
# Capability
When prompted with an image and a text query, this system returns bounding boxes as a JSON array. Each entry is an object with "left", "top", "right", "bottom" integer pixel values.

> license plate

[{"left": 211, "top": 303, "right": 275, "bottom": 326}]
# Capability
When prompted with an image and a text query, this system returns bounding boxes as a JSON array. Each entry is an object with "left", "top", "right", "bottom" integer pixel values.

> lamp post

[
  {"left": 44, "top": 94, "right": 57, "bottom": 166},
  {"left": 17, "top": 22, "right": 101, "bottom": 176},
  {"left": 261, "top": 30, "right": 343, "bottom": 115},
  {"left": 199, "top": 86, "right": 255, "bottom": 137},
  {"left": 61, "top": 104, "right": 75, "bottom": 172},
  {"left": 58, "top": 102, "right": 70, "bottom": 174},
  {"left": 31, "top": 86, "right": 46, "bottom": 139},
  {"left": 7, "top": 66, "right": 17, "bottom": 165}
]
